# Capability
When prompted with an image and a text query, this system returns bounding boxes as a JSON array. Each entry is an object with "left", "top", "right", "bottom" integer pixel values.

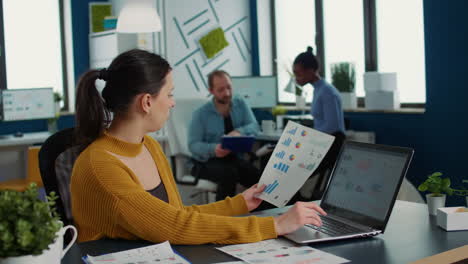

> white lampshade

[
  {"left": 284, "top": 77, "right": 296, "bottom": 93},
  {"left": 116, "top": 0, "right": 162, "bottom": 33}
]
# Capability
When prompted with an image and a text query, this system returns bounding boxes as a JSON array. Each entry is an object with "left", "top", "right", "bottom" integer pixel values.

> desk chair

[
  {"left": 166, "top": 98, "right": 217, "bottom": 204},
  {"left": 0, "top": 146, "right": 43, "bottom": 191},
  {"left": 38, "top": 128, "right": 83, "bottom": 226}
]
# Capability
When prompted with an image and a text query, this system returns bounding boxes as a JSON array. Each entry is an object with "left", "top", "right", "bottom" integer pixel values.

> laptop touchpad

[{"left": 285, "top": 226, "right": 331, "bottom": 243}]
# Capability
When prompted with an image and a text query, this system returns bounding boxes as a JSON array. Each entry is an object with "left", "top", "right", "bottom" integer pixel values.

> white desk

[
  {"left": 0, "top": 131, "right": 170, "bottom": 183},
  {"left": 0, "top": 132, "right": 52, "bottom": 182},
  {"left": 256, "top": 130, "right": 283, "bottom": 141},
  {"left": 256, "top": 130, "right": 376, "bottom": 144}
]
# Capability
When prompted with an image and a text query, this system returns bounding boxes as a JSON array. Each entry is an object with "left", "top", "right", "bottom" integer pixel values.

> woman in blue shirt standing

[{"left": 292, "top": 47, "right": 346, "bottom": 199}]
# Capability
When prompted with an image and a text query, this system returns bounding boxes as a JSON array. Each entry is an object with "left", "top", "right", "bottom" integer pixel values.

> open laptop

[{"left": 255, "top": 141, "right": 414, "bottom": 244}]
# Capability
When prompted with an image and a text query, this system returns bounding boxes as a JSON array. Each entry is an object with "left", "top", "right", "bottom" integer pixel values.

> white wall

[
  {"left": 110, "top": 0, "right": 253, "bottom": 98},
  {"left": 165, "top": 0, "right": 252, "bottom": 98}
]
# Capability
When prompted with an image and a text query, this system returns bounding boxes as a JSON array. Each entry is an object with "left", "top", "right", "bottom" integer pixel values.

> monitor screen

[
  {"left": 231, "top": 76, "right": 277, "bottom": 108},
  {"left": 0, "top": 88, "right": 55, "bottom": 121},
  {"left": 323, "top": 142, "right": 411, "bottom": 222}
]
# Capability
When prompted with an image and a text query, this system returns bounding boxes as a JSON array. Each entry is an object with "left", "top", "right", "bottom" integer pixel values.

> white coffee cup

[
  {"left": 0, "top": 225, "right": 77, "bottom": 264},
  {"left": 262, "top": 120, "right": 276, "bottom": 135}
]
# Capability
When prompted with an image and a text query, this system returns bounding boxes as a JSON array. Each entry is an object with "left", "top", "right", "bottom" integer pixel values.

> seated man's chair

[
  {"left": 166, "top": 98, "right": 217, "bottom": 204},
  {"left": 38, "top": 128, "right": 83, "bottom": 226}
]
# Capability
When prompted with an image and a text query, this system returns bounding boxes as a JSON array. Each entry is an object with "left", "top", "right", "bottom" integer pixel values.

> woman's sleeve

[
  {"left": 182, "top": 194, "right": 250, "bottom": 216},
  {"left": 93, "top": 162, "right": 277, "bottom": 245}
]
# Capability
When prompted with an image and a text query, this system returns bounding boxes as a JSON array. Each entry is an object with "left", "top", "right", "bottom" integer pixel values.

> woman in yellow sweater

[{"left": 71, "top": 49, "right": 326, "bottom": 244}]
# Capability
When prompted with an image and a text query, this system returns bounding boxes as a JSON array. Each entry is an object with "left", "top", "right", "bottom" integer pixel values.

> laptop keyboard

[{"left": 306, "top": 216, "right": 364, "bottom": 236}]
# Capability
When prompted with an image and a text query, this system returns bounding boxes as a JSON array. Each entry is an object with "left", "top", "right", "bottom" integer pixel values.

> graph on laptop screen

[
  {"left": 324, "top": 144, "right": 408, "bottom": 221},
  {"left": 0, "top": 88, "right": 55, "bottom": 121}
]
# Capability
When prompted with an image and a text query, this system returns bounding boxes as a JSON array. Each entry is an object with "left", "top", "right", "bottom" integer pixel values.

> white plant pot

[
  {"left": 340, "top": 92, "right": 357, "bottom": 109},
  {"left": 426, "top": 194, "right": 446, "bottom": 216},
  {"left": 0, "top": 225, "right": 77, "bottom": 264}
]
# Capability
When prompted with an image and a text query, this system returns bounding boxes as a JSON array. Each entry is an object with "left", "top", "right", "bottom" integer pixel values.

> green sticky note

[
  {"left": 90, "top": 4, "right": 112, "bottom": 33},
  {"left": 199, "top": 27, "right": 229, "bottom": 59}
]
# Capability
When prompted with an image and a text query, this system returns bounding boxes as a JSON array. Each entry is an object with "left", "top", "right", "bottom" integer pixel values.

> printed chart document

[
  {"left": 258, "top": 121, "right": 335, "bottom": 207},
  {"left": 82, "top": 241, "right": 190, "bottom": 264},
  {"left": 217, "top": 239, "right": 349, "bottom": 264}
]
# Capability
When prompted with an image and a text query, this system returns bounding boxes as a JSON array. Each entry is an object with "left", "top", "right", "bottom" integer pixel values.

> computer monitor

[
  {"left": 231, "top": 76, "right": 277, "bottom": 108},
  {"left": 0, "top": 88, "right": 55, "bottom": 121}
]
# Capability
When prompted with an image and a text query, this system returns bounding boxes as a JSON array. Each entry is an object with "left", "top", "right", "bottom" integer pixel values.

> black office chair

[{"left": 38, "top": 128, "right": 84, "bottom": 227}]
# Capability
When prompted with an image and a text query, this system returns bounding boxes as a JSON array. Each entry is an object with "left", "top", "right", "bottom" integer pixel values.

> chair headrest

[{"left": 166, "top": 98, "right": 210, "bottom": 156}]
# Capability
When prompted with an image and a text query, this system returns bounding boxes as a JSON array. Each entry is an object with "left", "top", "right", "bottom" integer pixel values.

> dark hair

[
  {"left": 75, "top": 49, "right": 172, "bottom": 145},
  {"left": 293, "top": 46, "right": 320, "bottom": 70},
  {"left": 207, "top": 70, "right": 231, "bottom": 89}
]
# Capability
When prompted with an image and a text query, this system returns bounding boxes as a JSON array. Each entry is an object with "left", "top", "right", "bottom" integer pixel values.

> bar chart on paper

[
  {"left": 258, "top": 121, "right": 335, "bottom": 207},
  {"left": 265, "top": 180, "right": 279, "bottom": 194},
  {"left": 273, "top": 162, "right": 289, "bottom": 173}
]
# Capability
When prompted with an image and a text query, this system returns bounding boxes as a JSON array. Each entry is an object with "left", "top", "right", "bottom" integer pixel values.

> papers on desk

[
  {"left": 216, "top": 239, "right": 349, "bottom": 264},
  {"left": 82, "top": 241, "right": 190, "bottom": 264},
  {"left": 258, "top": 121, "right": 335, "bottom": 207}
]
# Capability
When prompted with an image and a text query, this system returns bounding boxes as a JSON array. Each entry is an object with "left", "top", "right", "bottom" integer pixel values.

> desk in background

[
  {"left": 0, "top": 131, "right": 168, "bottom": 183},
  {"left": 62, "top": 201, "right": 468, "bottom": 264},
  {"left": 0, "top": 132, "right": 51, "bottom": 182}
]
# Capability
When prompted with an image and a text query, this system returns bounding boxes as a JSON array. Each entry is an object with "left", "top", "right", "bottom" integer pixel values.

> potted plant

[
  {"left": 417, "top": 172, "right": 453, "bottom": 215},
  {"left": 0, "top": 184, "right": 77, "bottom": 264},
  {"left": 331, "top": 62, "right": 356, "bottom": 109},
  {"left": 47, "top": 92, "right": 62, "bottom": 134}
]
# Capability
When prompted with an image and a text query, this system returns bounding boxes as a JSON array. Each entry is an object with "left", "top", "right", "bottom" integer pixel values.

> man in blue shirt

[{"left": 188, "top": 70, "right": 261, "bottom": 201}]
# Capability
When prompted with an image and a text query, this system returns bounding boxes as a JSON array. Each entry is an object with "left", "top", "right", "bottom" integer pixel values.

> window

[
  {"left": 275, "top": 0, "right": 316, "bottom": 104},
  {"left": 323, "top": 0, "right": 365, "bottom": 97},
  {"left": 1, "top": 0, "right": 67, "bottom": 106},
  {"left": 274, "top": 0, "right": 426, "bottom": 106},
  {"left": 376, "top": 0, "right": 426, "bottom": 103}
]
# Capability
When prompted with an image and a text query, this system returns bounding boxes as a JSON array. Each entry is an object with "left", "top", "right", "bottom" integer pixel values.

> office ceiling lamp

[{"left": 116, "top": 0, "right": 162, "bottom": 33}]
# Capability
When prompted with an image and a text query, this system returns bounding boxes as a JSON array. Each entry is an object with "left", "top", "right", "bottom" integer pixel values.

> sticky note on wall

[{"left": 199, "top": 27, "right": 229, "bottom": 59}]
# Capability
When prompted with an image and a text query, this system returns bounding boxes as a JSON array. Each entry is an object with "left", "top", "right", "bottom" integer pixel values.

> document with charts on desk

[
  {"left": 258, "top": 121, "right": 335, "bottom": 207},
  {"left": 217, "top": 239, "right": 349, "bottom": 264},
  {"left": 82, "top": 241, "right": 190, "bottom": 264}
]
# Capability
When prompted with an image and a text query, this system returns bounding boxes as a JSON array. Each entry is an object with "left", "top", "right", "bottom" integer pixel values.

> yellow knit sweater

[{"left": 70, "top": 132, "right": 277, "bottom": 244}]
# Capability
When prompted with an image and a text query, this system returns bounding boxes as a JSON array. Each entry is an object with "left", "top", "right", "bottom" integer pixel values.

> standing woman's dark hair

[
  {"left": 75, "top": 49, "right": 172, "bottom": 145},
  {"left": 293, "top": 46, "right": 320, "bottom": 70}
]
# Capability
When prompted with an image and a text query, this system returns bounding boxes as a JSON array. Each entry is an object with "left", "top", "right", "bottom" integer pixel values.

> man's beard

[{"left": 215, "top": 96, "right": 231, "bottom": 105}]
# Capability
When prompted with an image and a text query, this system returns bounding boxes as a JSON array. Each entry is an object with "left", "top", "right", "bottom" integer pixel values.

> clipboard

[{"left": 221, "top": 135, "right": 255, "bottom": 152}]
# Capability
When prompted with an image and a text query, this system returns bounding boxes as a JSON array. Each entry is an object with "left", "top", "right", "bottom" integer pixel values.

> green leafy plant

[
  {"left": 418, "top": 172, "right": 454, "bottom": 197},
  {"left": 452, "top": 179, "right": 468, "bottom": 196},
  {"left": 53, "top": 92, "right": 62, "bottom": 103},
  {"left": 0, "top": 183, "right": 61, "bottom": 258},
  {"left": 331, "top": 62, "right": 356, "bottom": 93}
]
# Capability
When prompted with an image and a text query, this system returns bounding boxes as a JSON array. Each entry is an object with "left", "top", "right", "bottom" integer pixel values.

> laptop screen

[{"left": 321, "top": 141, "right": 413, "bottom": 231}]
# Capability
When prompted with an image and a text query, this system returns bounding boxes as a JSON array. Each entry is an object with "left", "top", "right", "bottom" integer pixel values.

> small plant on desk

[
  {"left": 47, "top": 92, "right": 62, "bottom": 133},
  {"left": 418, "top": 172, "right": 453, "bottom": 215},
  {"left": 418, "top": 172, "right": 454, "bottom": 197},
  {"left": 0, "top": 183, "right": 61, "bottom": 259}
]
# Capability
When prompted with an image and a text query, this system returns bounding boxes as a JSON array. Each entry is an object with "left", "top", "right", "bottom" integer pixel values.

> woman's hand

[
  {"left": 274, "top": 202, "right": 327, "bottom": 236},
  {"left": 241, "top": 184, "right": 266, "bottom": 211}
]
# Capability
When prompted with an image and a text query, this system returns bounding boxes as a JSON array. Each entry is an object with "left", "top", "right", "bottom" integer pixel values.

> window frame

[
  {"left": 0, "top": 0, "right": 70, "bottom": 111},
  {"left": 273, "top": 0, "right": 425, "bottom": 108}
]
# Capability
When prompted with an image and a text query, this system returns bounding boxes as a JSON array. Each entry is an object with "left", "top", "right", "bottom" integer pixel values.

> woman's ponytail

[{"left": 74, "top": 70, "right": 111, "bottom": 146}]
